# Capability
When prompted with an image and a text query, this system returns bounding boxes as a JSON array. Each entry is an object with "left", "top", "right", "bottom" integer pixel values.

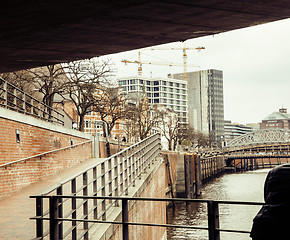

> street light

[{"left": 94, "top": 120, "right": 111, "bottom": 157}]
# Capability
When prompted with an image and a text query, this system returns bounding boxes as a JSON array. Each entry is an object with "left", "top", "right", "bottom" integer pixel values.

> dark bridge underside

[{"left": 2, "top": 0, "right": 290, "bottom": 73}]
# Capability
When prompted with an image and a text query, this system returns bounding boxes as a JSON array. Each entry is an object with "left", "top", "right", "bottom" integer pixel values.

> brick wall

[
  {"left": 109, "top": 160, "right": 167, "bottom": 240},
  {"left": 99, "top": 140, "right": 129, "bottom": 158},
  {"left": 0, "top": 117, "right": 89, "bottom": 165},
  {"left": 0, "top": 141, "right": 92, "bottom": 198}
]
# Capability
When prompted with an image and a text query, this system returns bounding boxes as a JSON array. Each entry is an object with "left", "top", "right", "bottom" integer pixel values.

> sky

[{"left": 102, "top": 18, "right": 290, "bottom": 125}]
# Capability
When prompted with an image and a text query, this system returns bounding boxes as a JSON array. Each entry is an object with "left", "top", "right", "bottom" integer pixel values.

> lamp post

[{"left": 94, "top": 120, "right": 110, "bottom": 157}]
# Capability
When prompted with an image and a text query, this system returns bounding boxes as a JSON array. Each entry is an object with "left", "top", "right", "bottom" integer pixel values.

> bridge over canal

[{"left": 219, "top": 129, "right": 290, "bottom": 172}]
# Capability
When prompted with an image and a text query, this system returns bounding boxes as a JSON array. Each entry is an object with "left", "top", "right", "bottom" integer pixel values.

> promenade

[{"left": 0, "top": 157, "right": 102, "bottom": 240}]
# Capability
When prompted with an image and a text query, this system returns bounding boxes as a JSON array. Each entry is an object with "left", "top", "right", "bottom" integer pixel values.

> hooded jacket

[{"left": 250, "top": 163, "right": 290, "bottom": 239}]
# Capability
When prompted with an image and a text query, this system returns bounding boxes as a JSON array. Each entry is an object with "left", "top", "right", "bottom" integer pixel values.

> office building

[
  {"left": 260, "top": 108, "right": 290, "bottom": 129},
  {"left": 224, "top": 120, "right": 253, "bottom": 142},
  {"left": 118, "top": 76, "right": 188, "bottom": 124},
  {"left": 173, "top": 69, "right": 224, "bottom": 145}
]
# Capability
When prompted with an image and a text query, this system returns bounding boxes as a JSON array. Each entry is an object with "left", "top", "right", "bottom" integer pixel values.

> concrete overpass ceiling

[{"left": 2, "top": 0, "right": 290, "bottom": 73}]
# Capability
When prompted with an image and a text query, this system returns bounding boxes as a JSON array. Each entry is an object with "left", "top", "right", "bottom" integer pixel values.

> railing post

[
  {"left": 13, "top": 88, "right": 17, "bottom": 109},
  {"left": 49, "top": 196, "right": 59, "bottom": 240},
  {"left": 36, "top": 197, "right": 43, "bottom": 238},
  {"left": 31, "top": 98, "right": 34, "bottom": 114},
  {"left": 83, "top": 172, "right": 89, "bottom": 240},
  {"left": 23, "top": 93, "right": 26, "bottom": 112},
  {"left": 93, "top": 166, "right": 98, "bottom": 218},
  {"left": 207, "top": 200, "right": 220, "bottom": 240},
  {"left": 108, "top": 158, "right": 113, "bottom": 203},
  {"left": 71, "top": 178, "right": 77, "bottom": 240},
  {"left": 114, "top": 156, "right": 119, "bottom": 207},
  {"left": 101, "top": 162, "right": 106, "bottom": 220},
  {"left": 57, "top": 186, "right": 63, "bottom": 239},
  {"left": 3, "top": 81, "right": 7, "bottom": 108},
  {"left": 124, "top": 150, "right": 129, "bottom": 195},
  {"left": 122, "top": 199, "right": 129, "bottom": 240}
]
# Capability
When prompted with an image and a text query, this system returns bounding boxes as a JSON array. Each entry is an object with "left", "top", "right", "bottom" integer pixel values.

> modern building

[
  {"left": 117, "top": 76, "right": 188, "bottom": 124},
  {"left": 173, "top": 69, "right": 224, "bottom": 145},
  {"left": 260, "top": 108, "right": 290, "bottom": 129},
  {"left": 224, "top": 120, "right": 254, "bottom": 142}
]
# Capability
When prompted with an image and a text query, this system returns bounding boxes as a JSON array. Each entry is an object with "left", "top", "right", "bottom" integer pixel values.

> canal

[{"left": 167, "top": 169, "right": 270, "bottom": 240}]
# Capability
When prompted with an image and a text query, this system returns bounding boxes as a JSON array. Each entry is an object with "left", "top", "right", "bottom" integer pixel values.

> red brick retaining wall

[
  {"left": 0, "top": 117, "right": 89, "bottom": 165},
  {"left": 0, "top": 141, "right": 92, "bottom": 198}
]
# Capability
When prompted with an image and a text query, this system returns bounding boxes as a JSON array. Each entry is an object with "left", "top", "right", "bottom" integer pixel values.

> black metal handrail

[
  {"left": 30, "top": 195, "right": 264, "bottom": 240},
  {"left": 0, "top": 77, "right": 64, "bottom": 125}
]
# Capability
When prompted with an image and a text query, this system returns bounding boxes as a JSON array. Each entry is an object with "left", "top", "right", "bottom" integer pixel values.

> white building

[{"left": 118, "top": 76, "right": 188, "bottom": 124}]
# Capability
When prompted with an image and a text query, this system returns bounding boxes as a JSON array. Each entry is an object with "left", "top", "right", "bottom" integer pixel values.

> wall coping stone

[{"left": 0, "top": 107, "right": 91, "bottom": 139}]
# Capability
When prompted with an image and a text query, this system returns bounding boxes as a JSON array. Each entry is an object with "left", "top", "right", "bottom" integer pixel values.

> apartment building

[{"left": 118, "top": 76, "right": 188, "bottom": 124}]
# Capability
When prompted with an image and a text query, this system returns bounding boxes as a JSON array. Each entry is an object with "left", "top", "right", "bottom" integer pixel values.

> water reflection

[{"left": 167, "top": 169, "right": 270, "bottom": 240}]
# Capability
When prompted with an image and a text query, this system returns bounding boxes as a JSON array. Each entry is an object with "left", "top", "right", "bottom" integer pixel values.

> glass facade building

[{"left": 173, "top": 69, "right": 225, "bottom": 145}]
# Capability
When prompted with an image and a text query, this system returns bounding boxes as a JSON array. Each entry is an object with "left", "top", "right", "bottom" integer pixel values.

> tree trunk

[{"left": 79, "top": 114, "right": 85, "bottom": 132}]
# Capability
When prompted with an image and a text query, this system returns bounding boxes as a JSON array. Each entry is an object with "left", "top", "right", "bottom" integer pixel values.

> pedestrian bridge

[{"left": 226, "top": 129, "right": 290, "bottom": 148}]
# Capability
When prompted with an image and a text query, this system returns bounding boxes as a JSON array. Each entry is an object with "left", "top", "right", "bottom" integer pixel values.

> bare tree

[
  {"left": 156, "top": 108, "right": 179, "bottom": 150},
  {"left": 0, "top": 71, "right": 33, "bottom": 93},
  {"left": 65, "top": 59, "right": 114, "bottom": 131},
  {"left": 125, "top": 95, "right": 160, "bottom": 140},
  {"left": 93, "top": 86, "right": 126, "bottom": 137},
  {"left": 11, "top": 64, "right": 69, "bottom": 108}
]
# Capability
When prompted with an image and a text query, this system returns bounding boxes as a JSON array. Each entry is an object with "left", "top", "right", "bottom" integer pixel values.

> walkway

[{"left": 0, "top": 157, "right": 103, "bottom": 240}]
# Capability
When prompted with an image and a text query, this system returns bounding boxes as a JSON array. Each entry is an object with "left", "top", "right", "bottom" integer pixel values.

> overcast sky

[{"left": 104, "top": 18, "right": 290, "bottom": 125}]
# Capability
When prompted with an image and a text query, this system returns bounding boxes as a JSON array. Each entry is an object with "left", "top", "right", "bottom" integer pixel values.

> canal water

[{"left": 167, "top": 169, "right": 270, "bottom": 240}]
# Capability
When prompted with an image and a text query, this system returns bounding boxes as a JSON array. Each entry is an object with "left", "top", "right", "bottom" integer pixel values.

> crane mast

[{"left": 145, "top": 42, "right": 205, "bottom": 81}]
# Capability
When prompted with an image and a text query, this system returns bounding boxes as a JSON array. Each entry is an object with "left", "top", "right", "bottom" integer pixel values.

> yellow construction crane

[
  {"left": 121, "top": 51, "right": 199, "bottom": 77},
  {"left": 145, "top": 42, "right": 205, "bottom": 81}
]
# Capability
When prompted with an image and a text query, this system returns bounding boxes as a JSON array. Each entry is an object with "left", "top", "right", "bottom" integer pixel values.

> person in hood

[{"left": 250, "top": 163, "right": 290, "bottom": 240}]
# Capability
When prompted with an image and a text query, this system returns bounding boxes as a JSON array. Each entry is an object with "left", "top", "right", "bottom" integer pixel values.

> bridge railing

[
  {"left": 30, "top": 133, "right": 161, "bottom": 239},
  {"left": 0, "top": 77, "right": 64, "bottom": 125},
  {"left": 30, "top": 195, "right": 263, "bottom": 240}
]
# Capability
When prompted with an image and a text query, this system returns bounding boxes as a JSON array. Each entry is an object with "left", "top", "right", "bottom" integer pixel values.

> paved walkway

[{"left": 0, "top": 158, "right": 103, "bottom": 240}]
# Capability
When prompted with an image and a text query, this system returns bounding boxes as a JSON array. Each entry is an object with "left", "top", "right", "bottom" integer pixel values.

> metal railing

[
  {"left": 0, "top": 77, "right": 64, "bottom": 125},
  {"left": 0, "top": 140, "right": 92, "bottom": 169},
  {"left": 30, "top": 195, "right": 263, "bottom": 240},
  {"left": 30, "top": 133, "right": 162, "bottom": 239}
]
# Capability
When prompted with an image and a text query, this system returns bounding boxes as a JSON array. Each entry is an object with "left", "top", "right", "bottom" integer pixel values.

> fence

[
  {"left": 30, "top": 195, "right": 263, "bottom": 240},
  {"left": 0, "top": 77, "right": 64, "bottom": 125},
  {"left": 30, "top": 133, "right": 162, "bottom": 239}
]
